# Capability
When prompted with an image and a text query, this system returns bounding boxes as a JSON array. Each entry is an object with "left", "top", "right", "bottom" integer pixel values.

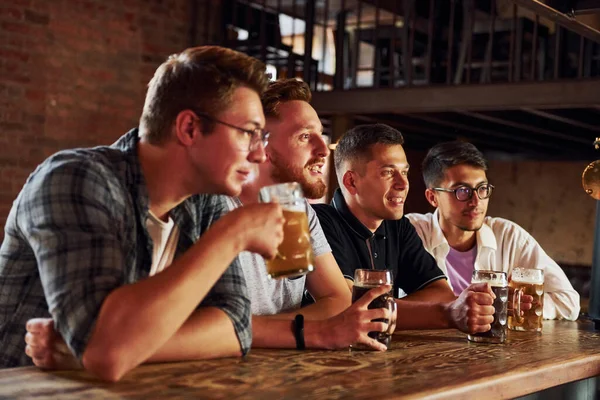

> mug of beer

[
  {"left": 508, "top": 267, "right": 544, "bottom": 332},
  {"left": 467, "top": 270, "right": 508, "bottom": 344},
  {"left": 352, "top": 269, "right": 397, "bottom": 348},
  {"left": 259, "top": 182, "right": 315, "bottom": 279}
]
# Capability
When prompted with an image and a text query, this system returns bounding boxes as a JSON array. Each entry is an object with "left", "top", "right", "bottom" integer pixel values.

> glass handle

[
  {"left": 385, "top": 297, "right": 397, "bottom": 335},
  {"left": 513, "top": 288, "right": 523, "bottom": 323}
]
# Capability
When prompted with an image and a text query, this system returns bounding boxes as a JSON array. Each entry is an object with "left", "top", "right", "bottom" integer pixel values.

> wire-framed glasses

[{"left": 191, "top": 110, "right": 269, "bottom": 151}]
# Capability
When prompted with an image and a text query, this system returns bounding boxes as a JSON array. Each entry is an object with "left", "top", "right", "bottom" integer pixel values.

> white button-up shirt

[{"left": 406, "top": 210, "right": 580, "bottom": 320}]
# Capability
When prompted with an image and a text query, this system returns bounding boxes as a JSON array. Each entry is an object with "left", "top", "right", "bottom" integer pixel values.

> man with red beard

[
  {"left": 314, "top": 124, "right": 498, "bottom": 334},
  {"left": 224, "top": 79, "right": 396, "bottom": 351},
  {"left": 406, "top": 141, "right": 580, "bottom": 320}
]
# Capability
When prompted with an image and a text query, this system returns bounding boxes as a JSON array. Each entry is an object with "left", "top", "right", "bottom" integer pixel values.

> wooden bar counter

[{"left": 1, "top": 320, "right": 599, "bottom": 399}]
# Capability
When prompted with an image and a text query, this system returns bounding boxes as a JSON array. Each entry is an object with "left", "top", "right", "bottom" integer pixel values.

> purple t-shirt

[{"left": 445, "top": 246, "right": 478, "bottom": 295}]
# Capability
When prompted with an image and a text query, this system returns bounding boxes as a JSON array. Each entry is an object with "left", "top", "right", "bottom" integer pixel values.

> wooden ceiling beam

[
  {"left": 354, "top": 114, "right": 460, "bottom": 143},
  {"left": 350, "top": 115, "right": 526, "bottom": 153},
  {"left": 404, "top": 113, "right": 569, "bottom": 152},
  {"left": 522, "top": 108, "right": 600, "bottom": 133},
  {"left": 457, "top": 110, "right": 591, "bottom": 145},
  {"left": 312, "top": 80, "right": 600, "bottom": 115}
]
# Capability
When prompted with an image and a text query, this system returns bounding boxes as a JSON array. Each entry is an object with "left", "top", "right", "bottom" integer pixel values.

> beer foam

[
  {"left": 512, "top": 276, "right": 543, "bottom": 285},
  {"left": 472, "top": 278, "right": 506, "bottom": 286},
  {"left": 282, "top": 204, "right": 306, "bottom": 213},
  {"left": 472, "top": 272, "right": 507, "bottom": 286},
  {"left": 511, "top": 269, "right": 544, "bottom": 284}
]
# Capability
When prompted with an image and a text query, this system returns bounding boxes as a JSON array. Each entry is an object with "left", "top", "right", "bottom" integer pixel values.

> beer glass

[
  {"left": 352, "top": 269, "right": 397, "bottom": 347},
  {"left": 508, "top": 267, "right": 544, "bottom": 332},
  {"left": 259, "top": 182, "right": 315, "bottom": 279},
  {"left": 467, "top": 270, "right": 508, "bottom": 344}
]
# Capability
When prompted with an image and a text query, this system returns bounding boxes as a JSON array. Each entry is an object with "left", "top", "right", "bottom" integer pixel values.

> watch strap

[{"left": 292, "top": 314, "right": 305, "bottom": 350}]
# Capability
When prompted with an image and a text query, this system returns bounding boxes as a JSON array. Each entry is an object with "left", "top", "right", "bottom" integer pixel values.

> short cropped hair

[
  {"left": 334, "top": 123, "right": 405, "bottom": 178},
  {"left": 261, "top": 78, "right": 312, "bottom": 119},
  {"left": 422, "top": 141, "right": 488, "bottom": 188},
  {"left": 140, "top": 46, "right": 269, "bottom": 144}
]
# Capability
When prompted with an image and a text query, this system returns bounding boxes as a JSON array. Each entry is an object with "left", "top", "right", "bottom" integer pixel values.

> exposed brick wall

[{"left": 0, "top": 0, "right": 220, "bottom": 236}]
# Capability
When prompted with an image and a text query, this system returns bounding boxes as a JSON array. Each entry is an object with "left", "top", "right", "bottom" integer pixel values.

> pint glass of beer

[
  {"left": 259, "top": 182, "right": 315, "bottom": 279},
  {"left": 352, "top": 269, "right": 397, "bottom": 347},
  {"left": 467, "top": 270, "right": 508, "bottom": 344},
  {"left": 508, "top": 267, "right": 544, "bottom": 332}
]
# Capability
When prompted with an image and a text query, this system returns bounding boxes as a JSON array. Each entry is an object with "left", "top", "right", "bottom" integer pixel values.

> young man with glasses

[
  {"left": 314, "top": 124, "right": 499, "bottom": 334},
  {"left": 2, "top": 46, "right": 286, "bottom": 380},
  {"left": 406, "top": 141, "right": 580, "bottom": 320},
  {"left": 22, "top": 80, "right": 395, "bottom": 373}
]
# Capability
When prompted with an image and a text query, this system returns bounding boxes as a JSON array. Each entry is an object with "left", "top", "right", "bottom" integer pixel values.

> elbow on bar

[{"left": 82, "top": 346, "right": 136, "bottom": 383}]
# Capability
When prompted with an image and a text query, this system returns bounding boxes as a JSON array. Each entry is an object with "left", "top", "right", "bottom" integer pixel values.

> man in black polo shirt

[{"left": 313, "top": 124, "right": 496, "bottom": 333}]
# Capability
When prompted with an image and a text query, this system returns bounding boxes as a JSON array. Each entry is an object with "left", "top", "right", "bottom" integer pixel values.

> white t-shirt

[
  {"left": 146, "top": 210, "right": 180, "bottom": 276},
  {"left": 225, "top": 197, "right": 332, "bottom": 315}
]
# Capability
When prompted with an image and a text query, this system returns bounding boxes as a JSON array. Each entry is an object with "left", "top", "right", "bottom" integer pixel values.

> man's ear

[
  {"left": 174, "top": 110, "right": 197, "bottom": 146},
  {"left": 342, "top": 171, "right": 358, "bottom": 195},
  {"left": 425, "top": 188, "right": 438, "bottom": 208}
]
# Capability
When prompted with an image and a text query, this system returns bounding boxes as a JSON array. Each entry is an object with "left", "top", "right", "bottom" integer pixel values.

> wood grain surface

[{"left": 1, "top": 320, "right": 599, "bottom": 399}]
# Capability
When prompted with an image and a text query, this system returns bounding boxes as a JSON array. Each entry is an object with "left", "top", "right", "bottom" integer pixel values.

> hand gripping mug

[
  {"left": 351, "top": 269, "right": 397, "bottom": 347},
  {"left": 468, "top": 270, "right": 508, "bottom": 344},
  {"left": 259, "top": 182, "right": 315, "bottom": 279}
]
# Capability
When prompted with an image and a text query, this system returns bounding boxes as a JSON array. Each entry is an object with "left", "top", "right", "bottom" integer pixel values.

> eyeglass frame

[
  {"left": 431, "top": 183, "right": 495, "bottom": 202},
  {"left": 190, "top": 110, "right": 270, "bottom": 151}
]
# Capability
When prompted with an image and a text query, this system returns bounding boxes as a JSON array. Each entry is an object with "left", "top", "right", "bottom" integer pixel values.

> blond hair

[{"left": 140, "top": 46, "right": 268, "bottom": 144}]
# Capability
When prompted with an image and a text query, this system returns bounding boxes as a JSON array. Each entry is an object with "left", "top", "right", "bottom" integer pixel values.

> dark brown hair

[
  {"left": 140, "top": 46, "right": 269, "bottom": 144},
  {"left": 334, "top": 123, "right": 405, "bottom": 177},
  {"left": 422, "top": 141, "right": 488, "bottom": 188}
]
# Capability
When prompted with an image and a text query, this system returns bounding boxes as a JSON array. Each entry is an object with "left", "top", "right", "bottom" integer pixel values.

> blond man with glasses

[
  {"left": 4, "top": 46, "right": 286, "bottom": 381},
  {"left": 406, "top": 141, "right": 580, "bottom": 321}
]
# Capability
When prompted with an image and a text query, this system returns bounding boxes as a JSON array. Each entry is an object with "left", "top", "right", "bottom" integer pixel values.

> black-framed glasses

[
  {"left": 432, "top": 183, "right": 495, "bottom": 202},
  {"left": 191, "top": 111, "right": 270, "bottom": 151}
]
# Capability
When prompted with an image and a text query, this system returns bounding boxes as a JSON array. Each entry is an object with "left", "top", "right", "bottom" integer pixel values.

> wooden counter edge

[{"left": 397, "top": 354, "right": 600, "bottom": 400}]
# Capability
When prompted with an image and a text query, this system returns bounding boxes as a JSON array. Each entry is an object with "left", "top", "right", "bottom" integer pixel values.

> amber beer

[
  {"left": 259, "top": 182, "right": 315, "bottom": 279},
  {"left": 266, "top": 208, "right": 314, "bottom": 278},
  {"left": 508, "top": 268, "right": 544, "bottom": 332},
  {"left": 467, "top": 271, "right": 508, "bottom": 344}
]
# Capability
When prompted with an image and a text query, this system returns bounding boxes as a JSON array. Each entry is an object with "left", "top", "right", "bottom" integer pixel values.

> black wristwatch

[{"left": 292, "top": 314, "right": 305, "bottom": 350}]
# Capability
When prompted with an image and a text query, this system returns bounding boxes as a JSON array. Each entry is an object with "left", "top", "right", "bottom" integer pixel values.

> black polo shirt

[{"left": 312, "top": 189, "right": 446, "bottom": 297}]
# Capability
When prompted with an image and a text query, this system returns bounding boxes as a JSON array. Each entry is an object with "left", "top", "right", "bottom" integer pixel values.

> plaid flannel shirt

[{"left": 0, "top": 128, "right": 252, "bottom": 368}]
